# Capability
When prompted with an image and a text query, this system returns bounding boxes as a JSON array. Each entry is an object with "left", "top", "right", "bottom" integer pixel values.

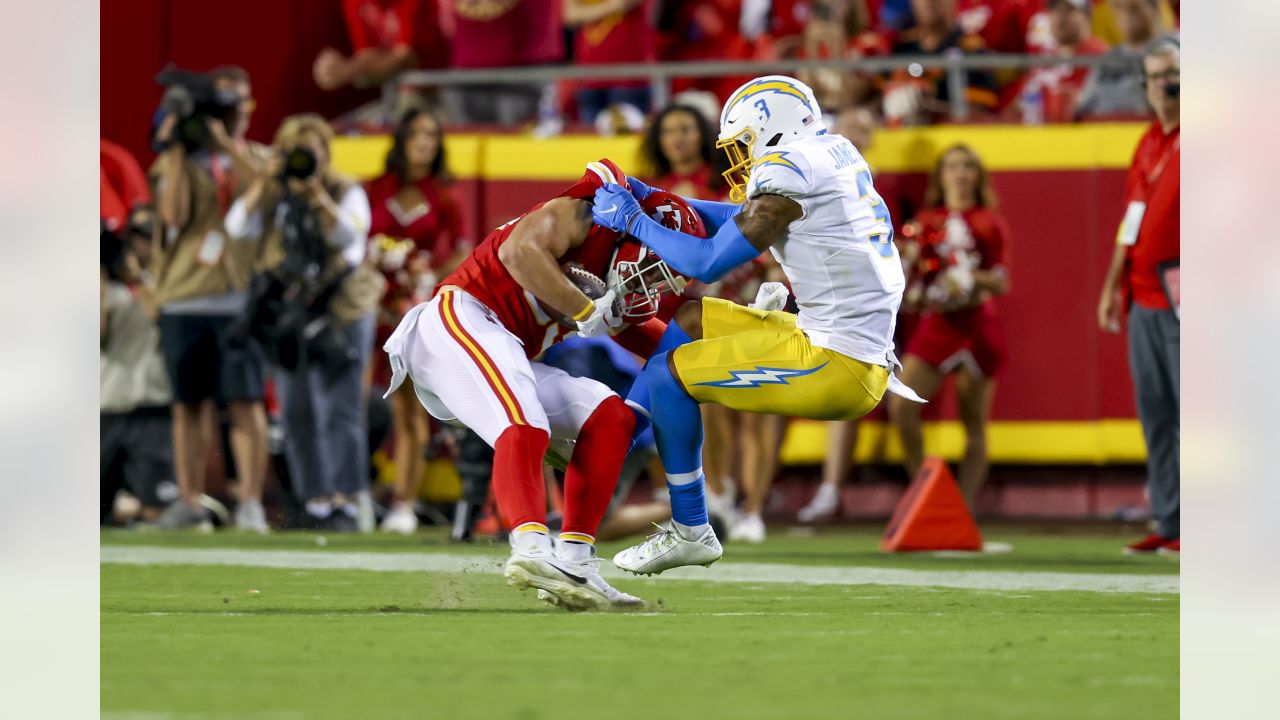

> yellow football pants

[{"left": 670, "top": 298, "right": 889, "bottom": 422}]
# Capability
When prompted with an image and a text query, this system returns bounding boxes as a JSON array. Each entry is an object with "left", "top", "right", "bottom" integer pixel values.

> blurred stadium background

[
  {"left": 102, "top": 0, "right": 1180, "bottom": 531},
  {"left": 99, "top": 2, "right": 1181, "bottom": 717}
]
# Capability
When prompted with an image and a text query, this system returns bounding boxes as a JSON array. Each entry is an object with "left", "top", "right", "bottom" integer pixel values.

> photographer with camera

[
  {"left": 203, "top": 66, "right": 271, "bottom": 183},
  {"left": 225, "top": 114, "right": 383, "bottom": 531},
  {"left": 149, "top": 66, "right": 271, "bottom": 532},
  {"left": 102, "top": 208, "right": 176, "bottom": 525}
]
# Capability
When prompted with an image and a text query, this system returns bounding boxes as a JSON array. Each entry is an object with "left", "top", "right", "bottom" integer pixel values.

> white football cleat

[
  {"left": 797, "top": 483, "right": 839, "bottom": 523},
  {"left": 613, "top": 522, "right": 723, "bottom": 575},
  {"left": 506, "top": 545, "right": 644, "bottom": 611},
  {"left": 729, "top": 512, "right": 766, "bottom": 544},
  {"left": 379, "top": 503, "right": 419, "bottom": 535},
  {"left": 537, "top": 543, "right": 646, "bottom": 611}
]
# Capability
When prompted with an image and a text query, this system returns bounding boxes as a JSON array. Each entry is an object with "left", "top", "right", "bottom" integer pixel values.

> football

[{"left": 538, "top": 263, "right": 611, "bottom": 328}]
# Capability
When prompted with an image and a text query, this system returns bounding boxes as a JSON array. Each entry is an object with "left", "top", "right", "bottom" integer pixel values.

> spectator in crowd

[
  {"left": 315, "top": 0, "right": 448, "bottom": 91},
  {"left": 225, "top": 114, "right": 384, "bottom": 531},
  {"left": 148, "top": 71, "right": 270, "bottom": 532},
  {"left": 779, "top": 1, "right": 885, "bottom": 114},
  {"left": 564, "top": 0, "right": 655, "bottom": 124},
  {"left": 877, "top": 0, "right": 916, "bottom": 31},
  {"left": 638, "top": 104, "right": 729, "bottom": 200},
  {"left": 889, "top": 144, "right": 1012, "bottom": 505},
  {"left": 1075, "top": 0, "right": 1169, "bottom": 118},
  {"left": 101, "top": 139, "right": 151, "bottom": 232},
  {"left": 446, "top": 0, "right": 564, "bottom": 124},
  {"left": 1096, "top": 39, "right": 1179, "bottom": 556},
  {"left": 1089, "top": 0, "right": 1176, "bottom": 47},
  {"left": 101, "top": 212, "right": 175, "bottom": 525},
  {"left": 313, "top": 0, "right": 450, "bottom": 127},
  {"left": 1008, "top": 0, "right": 1109, "bottom": 123},
  {"left": 957, "top": 0, "right": 1042, "bottom": 54},
  {"left": 656, "top": 0, "right": 756, "bottom": 102},
  {"left": 885, "top": 0, "right": 999, "bottom": 125},
  {"left": 363, "top": 109, "right": 468, "bottom": 534}
]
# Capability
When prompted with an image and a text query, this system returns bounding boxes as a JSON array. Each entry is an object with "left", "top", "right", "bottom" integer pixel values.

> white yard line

[{"left": 100, "top": 546, "right": 1179, "bottom": 595}]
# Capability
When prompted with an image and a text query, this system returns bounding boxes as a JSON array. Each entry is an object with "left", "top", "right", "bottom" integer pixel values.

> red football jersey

[{"left": 439, "top": 159, "right": 631, "bottom": 358}]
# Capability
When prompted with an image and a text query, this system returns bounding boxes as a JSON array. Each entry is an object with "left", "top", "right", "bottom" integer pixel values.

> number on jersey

[{"left": 854, "top": 166, "right": 894, "bottom": 258}]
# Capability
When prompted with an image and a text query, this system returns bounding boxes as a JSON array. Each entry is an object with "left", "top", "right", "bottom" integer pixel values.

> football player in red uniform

[
  {"left": 383, "top": 159, "right": 705, "bottom": 610},
  {"left": 890, "top": 144, "right": 1012, "bottom": 505}
]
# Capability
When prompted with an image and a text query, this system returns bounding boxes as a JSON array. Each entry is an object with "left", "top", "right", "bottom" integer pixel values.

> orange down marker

[{"left": 881, "top": 456, "right": 983, "bottom": 552}]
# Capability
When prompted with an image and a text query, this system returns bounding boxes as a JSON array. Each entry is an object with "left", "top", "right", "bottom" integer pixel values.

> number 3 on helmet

[
  {"left": 717, "top": 75, "right": 825, "bottom": 202},
  {"left": 607, "top": 190, "right": 707, "bottom": 322}
]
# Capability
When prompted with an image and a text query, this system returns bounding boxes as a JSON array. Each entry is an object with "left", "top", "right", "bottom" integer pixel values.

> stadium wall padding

[{"left": 330, "top": 123, "right": 1152, "bottom": 465}]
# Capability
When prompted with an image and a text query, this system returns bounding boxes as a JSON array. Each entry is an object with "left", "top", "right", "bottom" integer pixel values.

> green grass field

[{"left": 102, "top": 527, "right": 1178, "bottom": 720}]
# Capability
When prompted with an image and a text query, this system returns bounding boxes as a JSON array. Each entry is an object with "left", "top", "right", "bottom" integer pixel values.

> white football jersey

[{"left": 745, "top": 132, "right": 905, "bottom": 368}]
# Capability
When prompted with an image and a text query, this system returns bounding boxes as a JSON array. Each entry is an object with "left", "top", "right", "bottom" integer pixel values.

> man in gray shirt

[{"left": 1076, "top": 0, "right": 1173, "bottom": 118}]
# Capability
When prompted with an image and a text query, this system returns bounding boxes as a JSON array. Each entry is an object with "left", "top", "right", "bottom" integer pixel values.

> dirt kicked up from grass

[{"left": 102, "top": 528, "right": 1178, "bottom": 720}]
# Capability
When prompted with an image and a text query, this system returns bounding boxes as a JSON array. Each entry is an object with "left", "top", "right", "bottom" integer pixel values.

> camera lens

[{"left": 284, "top": 146, "right": 318, "bottom": 180}]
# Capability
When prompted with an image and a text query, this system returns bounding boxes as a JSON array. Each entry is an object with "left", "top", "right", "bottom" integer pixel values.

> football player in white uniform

[{"left": 592, "top": 75, "right": 923, "bottom": 575}]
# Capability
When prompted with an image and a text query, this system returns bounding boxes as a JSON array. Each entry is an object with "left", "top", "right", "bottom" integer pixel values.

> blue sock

[
  {"left": 644, "top": 351, "right": 708, "bottom": 527},
  {"left": 625, "top": 321, "right": 694, "bottom": 447}
]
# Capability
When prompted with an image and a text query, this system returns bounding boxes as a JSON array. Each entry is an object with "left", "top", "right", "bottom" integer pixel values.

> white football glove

[
  {"left": 750, "top": 282, "right": 790, "bottom": 312},
  {"left": 574, "top": 290, "right": 622, "bottom": 338}
]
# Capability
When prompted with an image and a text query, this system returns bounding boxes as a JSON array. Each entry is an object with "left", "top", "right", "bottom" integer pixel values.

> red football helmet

[{"left": 608, "top": 190, "right": 707, "bottom": 322}]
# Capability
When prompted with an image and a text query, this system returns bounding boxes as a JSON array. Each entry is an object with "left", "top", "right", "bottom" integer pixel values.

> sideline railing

[{"left": 387, "top": 52, "right": 1135, "bottom": 121}]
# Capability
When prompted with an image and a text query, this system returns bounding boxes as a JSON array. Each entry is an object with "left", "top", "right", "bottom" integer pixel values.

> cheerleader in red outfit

[
  {"left": 889, "top": 145, "right": 1012, "bottom": 504},
  {"left": 365, "top": 110, "right": 469, "bottom": 533}
]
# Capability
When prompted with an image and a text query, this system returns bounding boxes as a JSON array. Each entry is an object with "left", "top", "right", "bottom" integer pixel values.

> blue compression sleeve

[
  {"left": 627, "top": 209, "right": 759, "bottom": 284},
  {"left": 625, "top": 321, "right": 693, "bottom": 447},
  {"left": 644, "top": 352, "right": 709, "bottom": 527},
  {"left": 683, "top": 197, "right": 742, "bottom": 235}
]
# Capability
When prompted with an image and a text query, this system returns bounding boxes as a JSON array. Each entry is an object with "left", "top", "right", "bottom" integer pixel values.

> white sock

[
  {"left": 556, "top": 539, "right": 594, "bottom": 562},
  {"left": 305, "top": 500, "right": 332, "bottom": 519},
  {"left": 673, "top": 520, "right": 710, "bottom": 540},
  {"left": 511, "top": 523, "right": 552, "bottom": 554}
]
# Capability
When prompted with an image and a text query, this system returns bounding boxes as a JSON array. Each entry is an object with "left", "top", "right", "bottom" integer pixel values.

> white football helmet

[{"left": 716, "top": 75, "right": 826, "bottom": 201}]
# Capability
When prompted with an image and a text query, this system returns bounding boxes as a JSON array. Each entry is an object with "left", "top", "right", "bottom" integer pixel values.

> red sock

[
  {"left": 491, "top": 425, "right": 550, "bottom": 530},
  {"left": 561, "top": 397, "right": 636, "bottom": 539}
]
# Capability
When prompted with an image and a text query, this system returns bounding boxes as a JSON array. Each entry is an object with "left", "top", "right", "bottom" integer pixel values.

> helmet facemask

[
  {"left": 715, "top": 127, "right": 757, "bottom": 203},
  {"left": 609, "top": 245, "right": 686, "bottom": 322},
  {"left": 603, "top": 189, "right": 703, "bottom": 321}
]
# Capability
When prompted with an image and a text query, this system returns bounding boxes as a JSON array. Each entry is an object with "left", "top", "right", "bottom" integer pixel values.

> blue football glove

[
  {"left": 626, "top": 176, "right": 659, "bottom": 201},
  {"left": 592, "top": 183, "right": 644, "bottom": 233}
]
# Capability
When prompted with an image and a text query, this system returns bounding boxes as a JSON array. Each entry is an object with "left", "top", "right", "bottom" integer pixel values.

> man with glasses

[{"left": 1097, "top": 39, "right": 1180, "bottom": 556}]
